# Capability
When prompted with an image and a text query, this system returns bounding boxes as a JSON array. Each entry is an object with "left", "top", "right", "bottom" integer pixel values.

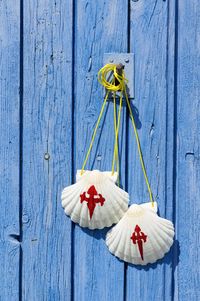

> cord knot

[{"left": 98, "top": 63, "right": 128, "bottom": 92}]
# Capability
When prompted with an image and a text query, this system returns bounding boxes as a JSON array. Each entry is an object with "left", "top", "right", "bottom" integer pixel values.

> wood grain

[
  {"left": 126, "top": 1, "right": 176, "bottom": 300},
  {"left": 0, "top": 1, "right": 21, "bottom": 300},
  {"left": 72, "top": 1, "right": 128, "bottom": 300},
  {"left": 22, "top": 0, "right": 73, "bottom": 299},
  {"left": 1, "top": 0, "right": 200, "bottom": 300},
  {"left": 175, "top": 1, "right": 200, "bottom": 300}
]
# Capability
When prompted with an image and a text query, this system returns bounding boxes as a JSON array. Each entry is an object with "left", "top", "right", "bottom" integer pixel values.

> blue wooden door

[{"left": 0, "top": 1, "right": 199, "bottom": 300}]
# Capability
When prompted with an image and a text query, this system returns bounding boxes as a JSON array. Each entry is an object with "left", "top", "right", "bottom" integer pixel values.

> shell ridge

[
  {"left": 69, "top": 188, "right": 89, "bottom": 225},
  {"left": 111, "top": 183, "right": 129, "bottom": 201},
  {"left": 143, "top": 222, "right": 166, "bottom": 261},
  {"left": 61, "top": 184, "right": 84, "bottom": 207},
  {"left": 90, "top": 181, "right": 112, "bottom": 228},
  {"left": 107, "top": 184, "right": 129, "bottom": 212},
  {"left": 104, "top": 186, "right": 128, "bottom": 220},
  {"left": 105, "top": 203, "right": 174, "bottom": 265},
  {"left": 143, "top": 218, "right": 174, "bottom": 262},
  {"left": 108, "top": 226, "right": 128, "bottom": 259}
]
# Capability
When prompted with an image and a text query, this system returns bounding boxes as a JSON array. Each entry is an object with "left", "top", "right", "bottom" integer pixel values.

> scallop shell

[
  {"left": 61, "top": 170, "right": 129, "bottom": 229},
  {"left": 106, "top": 202, "right": 174, "bottom": 265}
]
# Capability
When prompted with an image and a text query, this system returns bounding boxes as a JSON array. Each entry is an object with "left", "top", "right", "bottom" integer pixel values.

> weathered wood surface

[
  {"left": 22, "top": 0, "right": 73, "bottom": 299},
  {"left": 0, "top": 0, "right": 200, "bottom": 300},
  {"left": 73, "top": 1, "right": 128, "bottom": 300},
  {"left": 0, "top": 1, "right": 21, "bottom": 300},
  {"left": 175, "top": 1, "right": 200, "bottom": 300},
  {"left": 126, "top": 1, "right": 176, "bottom": 300}
]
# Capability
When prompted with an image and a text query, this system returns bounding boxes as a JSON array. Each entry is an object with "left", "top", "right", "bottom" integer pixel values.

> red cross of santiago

[
  {"left": 80, "top": 185, "right": 105, "bottom": 219},
  {"left": 130, "top": 225, "right": 147, "bottom": 261}
]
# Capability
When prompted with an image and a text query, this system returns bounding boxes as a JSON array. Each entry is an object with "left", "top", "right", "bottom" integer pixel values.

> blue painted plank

[
  {"left": 0, "top": 1, "right": 21, "bottom": 300},
  {"left": 126, "top": 1, "right": 176, "bottom": 300},
  {"left": 73, "top": 1, "right": 128, "bottom": 300},
  {"left": 175, "top": 1, "right": 200, "bottom": 300},
  {"left": 22, "top": 0, "right": 73, "bottom": 299}
]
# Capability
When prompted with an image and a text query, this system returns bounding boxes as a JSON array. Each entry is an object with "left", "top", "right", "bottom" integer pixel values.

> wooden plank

[
  {"left": 175, "top": 1, "right": 200, "bottom": 300},
  {"left": 0, "top": 1, "right": 21, "bottom": 300},
  {"left": 126, "top": 1, "right": 176, "bottom": 300},
  {"left": 73, "top": 1, "right": 128, "bottom": 300},
  {"left": 22, "top": 0, "right": 73, "bottom": 299}
]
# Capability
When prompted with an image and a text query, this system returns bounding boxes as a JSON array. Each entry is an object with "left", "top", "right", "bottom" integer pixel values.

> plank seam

[
  {"left": 172, "top": 0, "right": 179, "bottom": 300},
  {"left": 19, "top": 0, "right": 24, "bottom": 300},
  {"left": 124, "top": 1, "right": 131, "bottom": 300},
  {"left": 71, "top": 0, "right": 76, "bottom": 300}
]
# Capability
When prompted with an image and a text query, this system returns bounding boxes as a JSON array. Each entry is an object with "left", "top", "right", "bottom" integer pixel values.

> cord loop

[{"left": 81, "top": 63, "right": 154, "bottom": 206}]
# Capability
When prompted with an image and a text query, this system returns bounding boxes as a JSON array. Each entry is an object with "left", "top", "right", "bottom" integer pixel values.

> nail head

[{"left": 44, "top": 153, "right": 50, "bottom": 160}]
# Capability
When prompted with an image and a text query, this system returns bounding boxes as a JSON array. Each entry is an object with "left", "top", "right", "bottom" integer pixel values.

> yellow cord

[
  {"left": 98, "top": 64, "right": 128, "bottom": 92},
  {"left": 81, "top": 62, "right": 154, "bottom": 207},
  {"left": 112, "top": 91, "right": 123, "bottom": 186},
  {"left": 123, "top": 88, "right": 154, "bottom": 207},
  {"left": 98, "top": 64, "right": 125, "bottom": 184},
  {"left": 81, "top": 90, "right": 110, "bottom": 175},
  {"left": 112, "top": 92, "right": 118, "bottom": 175},
  {"left": 98, "top": 63, "right": 154, "bottom": 207}
]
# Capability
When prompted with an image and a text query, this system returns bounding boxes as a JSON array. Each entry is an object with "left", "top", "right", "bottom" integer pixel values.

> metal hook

[
  {"left": 115, "top": 63, "right": 125, "bottom": 87},
  {"left": 116, "top": 63, "right": 125, "bottom": 75}
]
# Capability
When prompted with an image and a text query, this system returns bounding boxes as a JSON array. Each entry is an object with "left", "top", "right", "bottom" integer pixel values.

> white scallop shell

[
  {"left": 61, "top": 170, "right": 129, "bottom": 229},
  {"left": 106, "top": 202, "right": 174, "bottom": 265}
]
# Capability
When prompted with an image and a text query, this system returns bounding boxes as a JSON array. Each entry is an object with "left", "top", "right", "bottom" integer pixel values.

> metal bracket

[{"left": 103, "top": 53, "right": 134, "bottom": 98}]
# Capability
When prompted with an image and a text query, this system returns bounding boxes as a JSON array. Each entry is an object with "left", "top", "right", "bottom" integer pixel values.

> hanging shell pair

[{"left": 61, "top": 64, "right": 174, "bottom": 265}]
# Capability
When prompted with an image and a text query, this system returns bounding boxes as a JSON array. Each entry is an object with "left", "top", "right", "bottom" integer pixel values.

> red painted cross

[
  {"left": 80, "top": 185, "right": 105, "bottom": 219},
  {"left": 130, "top": 225, "right": 147, "bottom": 261}
]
